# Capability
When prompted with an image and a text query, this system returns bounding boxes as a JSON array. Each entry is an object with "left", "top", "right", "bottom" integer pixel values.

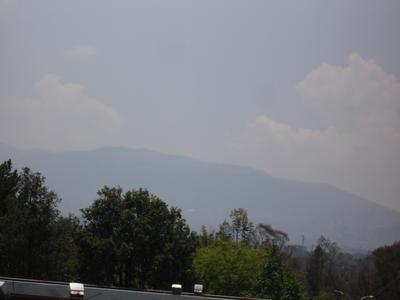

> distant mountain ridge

[{"left": 1, "top": 142, "right": 399, "bottom": 250}]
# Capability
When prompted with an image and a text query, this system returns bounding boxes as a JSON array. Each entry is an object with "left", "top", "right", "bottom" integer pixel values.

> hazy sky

[{"left": 1, "top": 0, "right": 400, "bottom": 211}]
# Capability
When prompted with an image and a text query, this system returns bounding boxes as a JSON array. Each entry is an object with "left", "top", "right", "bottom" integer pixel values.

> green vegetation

[
  {"left": 0, "top": 159, "right": 399, "bottom": 299},
  {"left": 194, "top": 241, "right": 264, "bottom": 296},
  {"left": 0, "top": 160, "right": 79, "bottom": 280},
  {"left": 373, "top": 241, "right": 400, "bottom": 299},
  {"left": 78, "top": 186, "right": 197, "bottom": 289},
  {"left": 254, "top": 245, "right": 306, "bottom": 300}
]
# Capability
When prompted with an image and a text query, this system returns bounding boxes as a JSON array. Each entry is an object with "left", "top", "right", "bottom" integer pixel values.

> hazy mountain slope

[{"left": 1, "top": 143, "right": 399, "bottom": 250}]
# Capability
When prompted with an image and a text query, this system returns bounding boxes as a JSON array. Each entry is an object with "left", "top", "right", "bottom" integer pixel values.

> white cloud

[
  {"left": 0, "top": 74, "right": 124, "bottom": 151},
  {"left": 218, "top": 54, "right": 400, "bottom": 210},
  {"left": 296, "top": 54, "right": 400, "bottom": 132},
  {"left": 66, "top": 46, "right": 97, "bottom": 57}
]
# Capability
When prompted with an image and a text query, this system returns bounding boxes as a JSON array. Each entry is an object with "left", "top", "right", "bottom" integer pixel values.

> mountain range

[{"left": 1, "top": 142, "right": 399, "bottom": 250}]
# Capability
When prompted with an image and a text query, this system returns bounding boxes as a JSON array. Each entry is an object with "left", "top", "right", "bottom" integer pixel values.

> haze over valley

[{"left": 2, "top": 143, "right": 399, "bottom": 251}]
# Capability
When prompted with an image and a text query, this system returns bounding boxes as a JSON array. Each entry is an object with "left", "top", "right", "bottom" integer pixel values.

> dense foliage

[
  {"left": 373, "top": 241, "right": 400, "bottom": 299},
  {"left": 0, "top": 160, "right": 399, "bottom": 299},
  {"left": 254, "top": 245, "right": 306, "bottom": 300},
  {"left": 78, "top": 186, "right": 198, "bottom": 289},
  {"left": 0, "top": 160, "right": 78, "bottom": 280},
  {"left": 194, "top": 241, "right": 264, "bottom": 296}
]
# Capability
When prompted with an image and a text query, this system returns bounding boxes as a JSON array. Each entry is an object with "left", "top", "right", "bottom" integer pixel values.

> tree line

[{"left": 0, "top": 160, "right": 399, "bottom": 299}]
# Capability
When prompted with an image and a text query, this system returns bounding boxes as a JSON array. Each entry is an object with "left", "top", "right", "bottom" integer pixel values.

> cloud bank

[
  {"left": 297, "top": 54, "right": 400, "bottom": 131},
  {"left": 0, "top": 74, "right": 123, "bottom": 151},
  {"left": 220, "top": 54, "right": 400, "bottom": 210}
]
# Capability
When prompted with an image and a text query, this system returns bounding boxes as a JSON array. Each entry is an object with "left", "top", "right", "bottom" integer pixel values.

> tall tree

[
  {"left": 318, "top": 236, "right": 340, "bottom": 291},
  {"left": 199, "top": 225, "right": 216, "bottom": 247},
  {"left": 373, "top": 241, "right": 400, "bottom": 299},
  {"left": 216, "top": 220, "right": 233, "bottom": 242},
  {"left": 0, "top": 160, "right": 20, "bottom": 276},
  {"left": 215, "top": 209, "right": 288, "bottom": 248},
  {"left": 307, "top": 245, "right": 325, "bottom": 298},
  {"left": 78, "top": 186, "right": 123, "bottom": 285},
  {"left": 0, "top": 160, "right": 78, "bottom": 280},
  {"left": 194, "top": 241, "right": 264, "bottom": 296},
  {"left": 229, "top": 208, "right": 254, "bottom": 244},
  {"left": 0, "top": 160, "right": 18, "bottom": 204},
  {"left": 79, "top": 187, "right": 198, "bottom": 289},
  {"left": 255, "top": 245, "right": 306, "bottom": 300}
]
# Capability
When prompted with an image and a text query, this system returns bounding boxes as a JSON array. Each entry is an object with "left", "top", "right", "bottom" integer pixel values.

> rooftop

[{"left": 0, "top": 277, "right": 253, "bottom": 300}]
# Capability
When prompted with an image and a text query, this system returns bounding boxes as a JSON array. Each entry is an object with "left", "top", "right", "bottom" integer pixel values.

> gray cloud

[
  {"left": 0, "top": 74, "right": 124, "bottom": 151},
  {"left": 297, "top": 54, "right": 400, "bottom": 132},
  {"left": 217, "top": 54, "right": 400, "bottom": 210}
]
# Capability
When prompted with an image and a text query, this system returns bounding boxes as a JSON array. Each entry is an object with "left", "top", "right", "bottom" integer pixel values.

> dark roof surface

[{"left": 0, "top": 278, "right": 246, "bottom": 300}]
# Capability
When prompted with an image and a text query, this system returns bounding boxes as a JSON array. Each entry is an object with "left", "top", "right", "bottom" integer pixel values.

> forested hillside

[
  {"left": 1, "top": 143, "right": 400, "bottom": 250},
  {"left": 1, "top": 160, "right": 399, "bottom": 299}
]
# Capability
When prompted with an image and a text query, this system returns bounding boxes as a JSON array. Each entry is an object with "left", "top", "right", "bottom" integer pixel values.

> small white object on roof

[
  {"left": 172, "top": 284, "right": 182, "bottom": 289},
  {"left": 69, "top": 282, "right": 84, "bottom": 297},
  {"left": 171, "top": 283, "right": 182, "bottom": 295},
  {"left": 194, "top": 284, "right": 203, "bottom": 295}
]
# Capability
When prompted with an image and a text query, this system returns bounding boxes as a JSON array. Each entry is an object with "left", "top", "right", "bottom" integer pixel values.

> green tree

[
  {"left": 0, "top": 160, "right": 79, "bottom": 280},
  {"left": 199, "top": 225, "right": 216, "bottom": 247},
  {"left": 354, "top": 255, "right": 375, "bottom": 299},
  {"left": 216, "top": 209, "right": 255, "bottom": 244},
  {"left": 79, "top": 186, "right": 198, "bottom": 289},
  {"left": 215, "top": 209, "right": 288, "bottom": 248},
  {"left": 317, "top": 236, "right": 340, "bottom": 291},
  {"left": 194, "top": 241, "right": 264, "bottom": 296},
  {"left": 47, "top": 215, "right": 80, "bottom": 281},
  {"left": 307, "top": 245, "right": 324, "bottom": 298},
  {"left": 216, "top": 220, "right": 233, "bottom": 241},
  {"left": 373, "top": 241, "right": 400, "bottom": 299},
  {"left": 0, "top": 160, "right": 19, "bottom": 275},
  {"left": 230, "top": 208, "right": 254, "bottom": 244},
  {"left": 255, "top": 245, "right": 306, "bottom": 300},
  {"left": 77, "top": 186, "right": 123, "bottom": 285},
  {"left": 0, "top": 160, "right": 18, "bottom": 205}
]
